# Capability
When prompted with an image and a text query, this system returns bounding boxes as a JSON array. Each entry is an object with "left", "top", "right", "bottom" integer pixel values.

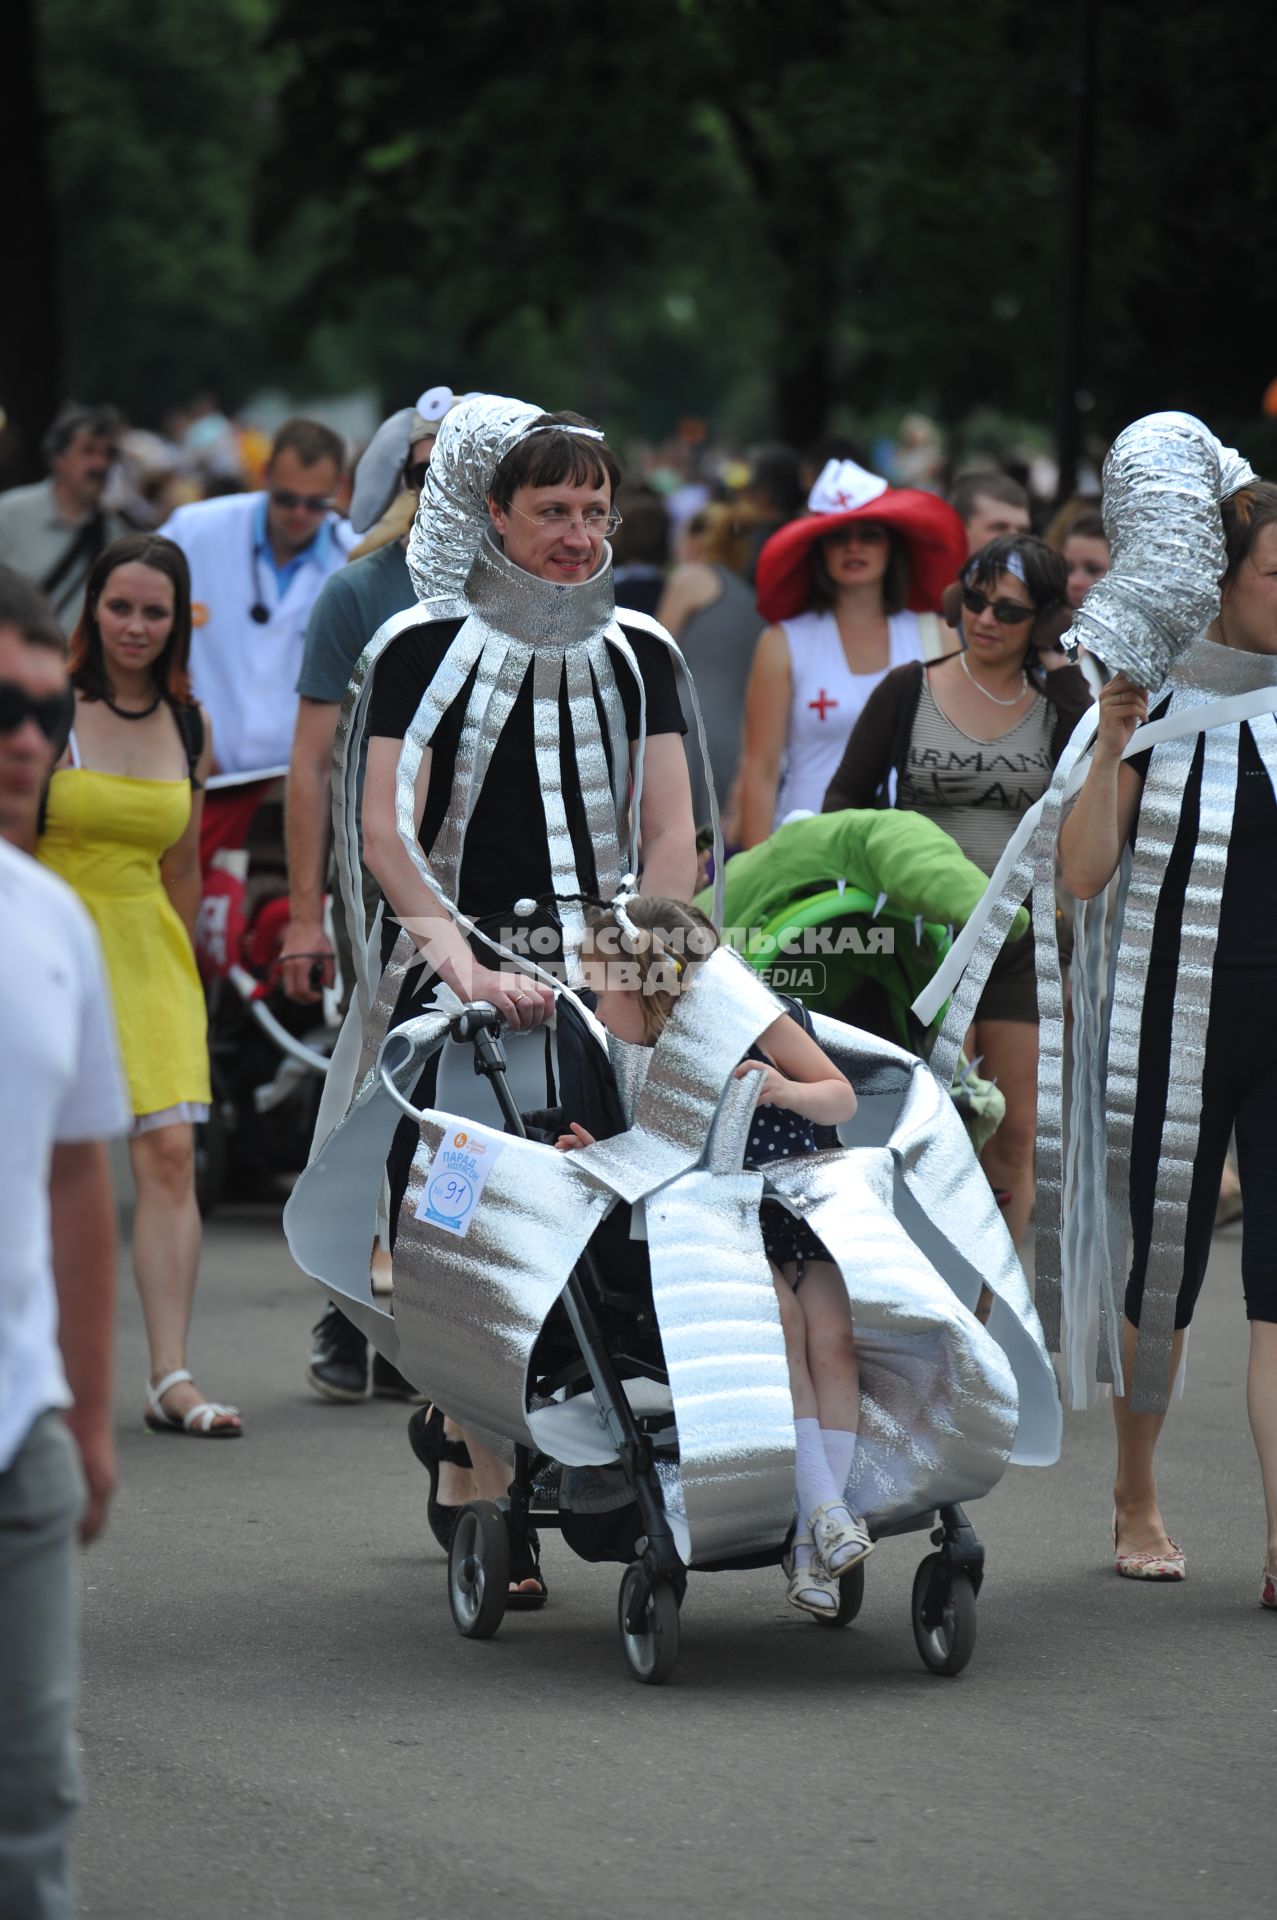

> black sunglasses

[
  {"left": 269, "top": 488, "right": 333, "bottom": 514},
  {"left": 0, "top": 679, "right": 73, "bottom": 743},
  {"left": 404, "top": 461, "right": 430, "bottom": 494},
  {"left": 960, "top": 585, "right": 1036, "bottom": 626}
]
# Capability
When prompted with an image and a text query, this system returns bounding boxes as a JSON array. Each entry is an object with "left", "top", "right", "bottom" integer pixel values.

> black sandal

[
  {"left": 407, "top": 1406, "right": 473, "bottom": 1549},
  {"left": 507, "top": 1526, "right": 548, "bottom": 1610}
]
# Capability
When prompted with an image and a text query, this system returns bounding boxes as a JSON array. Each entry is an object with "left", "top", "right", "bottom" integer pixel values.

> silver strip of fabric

[
  {"left": 611, "top": 607, "right": 727, "bottom": 929},
  {"left": 331, "top": 605, "right": 446, "bottom": 1024},
  {"left": 395, "top": 1116, "right": 615, "bottom": 1447},
  {"left": 587, "top": 632, "right": 633, "bottom": 856},
  {"left": 283, "top": 1011, "right": 452, "bottom": 1345},
  {"left": 529, "top": 646, "right": 584, "bottom": 973},
  {"left": 643, "top": 1170, "right": 794, "bottom": 1561},
  {"left": 353, "top": 923, "right": 418, "bottom": 1095},
  {"left": 1130, "top": 720, "right": 1238, "bottom": 1408},
  {"left": 810, "top": 1013, "right": 1061, "bottom": 1467},
  {"left": 426, "top": 630, "right": 517, "bottom": 892},
  {"left": 564, "top": 643, "right": 623, "bottom": 905},
  {"left": 573, "top": 949, "right": 781, "bottom": 1203},
  {"left": 764, "top": 1148, "right": 1019, "bottom": 1526}
]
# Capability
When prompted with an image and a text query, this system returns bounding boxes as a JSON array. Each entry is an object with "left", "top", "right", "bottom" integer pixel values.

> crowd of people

[{"left": 14, "top": 378, "right": 1277, "bottom": 1920}]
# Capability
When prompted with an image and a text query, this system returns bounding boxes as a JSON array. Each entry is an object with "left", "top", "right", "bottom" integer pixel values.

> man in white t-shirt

[{"left": 0, "top": 569, "right": 130, "bottom": 1920}]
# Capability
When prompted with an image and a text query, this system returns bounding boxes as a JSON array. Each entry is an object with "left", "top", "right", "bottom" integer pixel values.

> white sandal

[
  {"left": 809, "top": 1500, "right": 874, "bottom": 1576},
  {"left": 144, "top": 1368, "right": 242, "bottom": 1438},
  {"left": 783, "top": 1540, "right": 841, "bottom": 1617}
]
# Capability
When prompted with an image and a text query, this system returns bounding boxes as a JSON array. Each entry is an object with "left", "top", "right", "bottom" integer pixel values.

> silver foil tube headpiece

[
  {"left": 406, "top": 393, "right": 543, "bottom": 607},
  {"left": 1066, "top": 411, "right": 1257, "bottom": 689}
]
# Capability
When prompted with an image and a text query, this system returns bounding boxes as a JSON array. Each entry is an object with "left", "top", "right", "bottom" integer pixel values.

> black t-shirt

[
  {"left": 1131, "top": 705, "right": 1277, "bottom": 974},
  {"left": 367, "top": 616, "right": 686, "bottom": 919}
]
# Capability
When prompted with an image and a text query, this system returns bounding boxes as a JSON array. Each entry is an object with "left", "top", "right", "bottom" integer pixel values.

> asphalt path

[{"left": 75, "top": 1190, "right": 1272, "bottom": 1920}]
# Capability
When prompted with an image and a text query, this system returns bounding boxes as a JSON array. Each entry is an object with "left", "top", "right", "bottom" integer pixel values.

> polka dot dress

[{"left": 741, "top": 1046, "right": 833, "bottom": 1272}]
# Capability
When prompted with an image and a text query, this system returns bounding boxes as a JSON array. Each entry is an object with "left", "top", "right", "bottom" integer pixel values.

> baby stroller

[
  {"left": 194, "top": 781, "right": 339, "bottom": 1212},
  {"left": 285, "top": 949, "right": 1060, "bottom": 1687}
]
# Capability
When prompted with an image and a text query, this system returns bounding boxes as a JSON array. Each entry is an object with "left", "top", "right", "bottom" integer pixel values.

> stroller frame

[{"left": 441, "top": 1007, "right": 986, "bottom": 1686}]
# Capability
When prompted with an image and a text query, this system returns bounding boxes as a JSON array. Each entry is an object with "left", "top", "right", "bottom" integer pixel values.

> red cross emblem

[
  {"left": 808, "top": 688, "right": 839, "bottom": 721},
  {"left": 829, "top": 490, "right": 856, "bottom": 508}
]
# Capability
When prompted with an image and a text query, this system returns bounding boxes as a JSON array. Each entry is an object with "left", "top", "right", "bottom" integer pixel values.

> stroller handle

[
  {"left": 379, "top": 1001, "right": 526, "bottom": 1136},
  {"left": 448, "top": 1001, "right": 503, "bottom": 1043}
]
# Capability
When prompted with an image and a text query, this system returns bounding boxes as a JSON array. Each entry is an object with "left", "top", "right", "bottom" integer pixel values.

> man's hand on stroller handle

[{"left": 555, "top": 1122, "right": 596, "bottom": 1152}]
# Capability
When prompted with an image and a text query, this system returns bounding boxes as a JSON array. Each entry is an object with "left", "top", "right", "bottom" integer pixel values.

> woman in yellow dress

[{"left": 40, "top": 533, "right": 241, "bottom": 1436}]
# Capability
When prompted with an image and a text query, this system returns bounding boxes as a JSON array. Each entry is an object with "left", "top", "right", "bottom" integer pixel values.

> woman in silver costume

[
  {"left": 914, "top": 416, "right": 1277, "bottom": 1601},
  {"left": 1059, "top": 482, "right": 1277, "bottom": 1594}
]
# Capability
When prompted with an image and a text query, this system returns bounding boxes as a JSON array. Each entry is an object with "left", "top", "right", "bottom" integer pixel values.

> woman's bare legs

[
  {"left": 1112, "top": 1316, "right": 1184, "bottom": 1557},
  {"left": 1245, "top": 1321, "right": 1277, "bottom": 1574},
  {"left": 129, "top": 1122, "right": 240, "bottom": 1432},
  {"left": 974, "top": 1016, "right": 1039, "bottom": 1248}
]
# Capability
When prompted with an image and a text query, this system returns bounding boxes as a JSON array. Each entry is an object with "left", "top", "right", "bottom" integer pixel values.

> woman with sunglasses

[
  {"left": 822, "top": 533, "right": 1090, "bottom": 1246},
  {"left": 39, "top": 532, "right": 241, "bottom": 1437},
  {"left": 737, "top": 459, "right": 968, "bottom": 848}
]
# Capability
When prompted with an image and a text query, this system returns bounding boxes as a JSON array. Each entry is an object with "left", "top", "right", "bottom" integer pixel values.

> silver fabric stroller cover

[{"left": 285, "top": 947, "right": 1061, "bottom": 1568}]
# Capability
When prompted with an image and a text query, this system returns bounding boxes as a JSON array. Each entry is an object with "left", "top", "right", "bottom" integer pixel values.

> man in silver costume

[
  {"left": 324, "top": 398, "right": 701, "bottom": 1578},
  {"left": 916, "top": 413, "right": 1277, "bottom": 1599}
]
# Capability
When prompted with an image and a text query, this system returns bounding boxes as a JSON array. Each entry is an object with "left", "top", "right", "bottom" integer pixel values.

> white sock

[
  {"left": 822, "top": 1429, "right": 859, "bottom": 1510},
  {"left": 794, "top": 1416, "right": 840, "bottom": 1528}
]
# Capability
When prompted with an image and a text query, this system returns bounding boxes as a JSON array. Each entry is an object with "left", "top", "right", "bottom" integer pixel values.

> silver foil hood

[
  {"left": 1065, "top": 411, "right": 1257, "bottom": 689},
  {"left": 406, "top": 393, "right": 542, "bottom": 610}
]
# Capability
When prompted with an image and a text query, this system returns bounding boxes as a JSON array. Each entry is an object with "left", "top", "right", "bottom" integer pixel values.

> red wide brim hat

[{"left": 754, "top": 490, "right": 968, "bottom": 624}]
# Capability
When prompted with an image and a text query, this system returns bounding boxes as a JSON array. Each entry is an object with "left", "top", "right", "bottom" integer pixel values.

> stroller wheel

[
  {"left": 448, "top": 1502, "right": 511, "bottom": 1640},
  {"left": 811, "top": 1557, "right": 866, "bottom": 1629},
  {"left": 911, "top": 1553, "right": 977, "bottom": 1677},
  {"left": 617, "top": 1564, "right": 680, "bottom": 1686}
]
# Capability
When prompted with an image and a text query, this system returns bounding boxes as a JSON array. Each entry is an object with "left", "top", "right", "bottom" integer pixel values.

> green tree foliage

[
  {"left": 29, "top": 0, "right": 1277, "bottom": 456},
  {"left": 37, "top": 0, "right": 274, "bottom": 418}
]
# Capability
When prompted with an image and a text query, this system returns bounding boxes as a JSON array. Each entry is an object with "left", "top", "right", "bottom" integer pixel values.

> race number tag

[{"left": 414, "top": 1125, "right": 507, "bottom": 1237}]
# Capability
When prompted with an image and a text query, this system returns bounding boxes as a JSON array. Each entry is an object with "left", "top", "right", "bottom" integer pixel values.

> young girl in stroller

[{"left": 556, "top": 894, "right": 873, "bottom": 1618}]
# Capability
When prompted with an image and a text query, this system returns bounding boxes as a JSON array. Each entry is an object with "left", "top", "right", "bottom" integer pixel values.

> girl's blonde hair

[{"left": 583, "top": 894, "right": 719, "bottom": 1041}]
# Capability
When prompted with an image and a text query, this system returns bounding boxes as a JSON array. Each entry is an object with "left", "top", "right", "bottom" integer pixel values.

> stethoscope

[{"left": 249, "top": 522, "right": 274, "bottom": 625}]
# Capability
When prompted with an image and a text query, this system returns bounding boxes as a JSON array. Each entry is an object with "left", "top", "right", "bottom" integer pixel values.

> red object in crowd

[
  {"left": 754, "top": 490, "right": 968, "bottom": 624},
  {"left": 198, "top": 781, "right": 277, "bottom": 875}
]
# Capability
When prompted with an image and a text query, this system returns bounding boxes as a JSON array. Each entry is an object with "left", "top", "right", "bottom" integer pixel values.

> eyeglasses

[
  {"left": 508, "top": 502, "right": 622, "bottom": 537},
  {"left": 269, "top": 488, "right": 333, "bottom": 515},
  {"left": 0, "top": 680, "right": 73, "bottom": 743},
  {"left": 960, "top": 585, "right": 1036, "bottom": 625}
]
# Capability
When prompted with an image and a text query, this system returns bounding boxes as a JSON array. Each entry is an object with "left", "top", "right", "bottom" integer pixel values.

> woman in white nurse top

[{"left": 737, "top": 459, "right": 967, "bottom": 844}]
